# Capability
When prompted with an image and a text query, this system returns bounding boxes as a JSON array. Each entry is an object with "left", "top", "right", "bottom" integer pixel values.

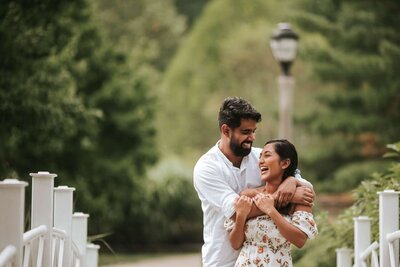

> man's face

[{"left": 229, "top": 119, "right": 257, "bottom": 157}]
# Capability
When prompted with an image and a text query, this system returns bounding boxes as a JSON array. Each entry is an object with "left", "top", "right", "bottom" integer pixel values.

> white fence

[
  {"left": 0, "top": 171, "right": 100, "bottom": 267},
  {"left": 336, "top": 189, "right": 400, "bottom": 267}
]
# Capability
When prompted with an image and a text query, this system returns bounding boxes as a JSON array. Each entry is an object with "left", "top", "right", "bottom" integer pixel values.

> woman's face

[{"left": 259, "top": 143, "right": 286, "bottom": 183}]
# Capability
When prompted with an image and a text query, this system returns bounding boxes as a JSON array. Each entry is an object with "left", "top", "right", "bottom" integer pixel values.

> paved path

[{"left": 103, "top": 253, "right": 202, "bottom": 267}]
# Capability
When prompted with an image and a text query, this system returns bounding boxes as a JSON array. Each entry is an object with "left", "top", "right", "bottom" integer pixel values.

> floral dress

[{"left": 224, "top": 211, "right": 318, "bottom": 267}]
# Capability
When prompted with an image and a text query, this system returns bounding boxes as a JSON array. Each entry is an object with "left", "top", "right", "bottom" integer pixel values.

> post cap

[
  {"left": 54, "top": 185, "right": 76, "bottom": 191},
  {"left": 353, "top": 216, "right": 371, "bottom": 221},
  {"left": 73, "top": 212, "right": 90, "bottom": 218},
  {"left": 30, "top": 171, "right": 58, "bottom": 178},
  {"left": 0, "top": 179, "right": 28, "bottom": 187}
]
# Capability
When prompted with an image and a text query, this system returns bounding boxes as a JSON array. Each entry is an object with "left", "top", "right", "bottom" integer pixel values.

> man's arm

[
  {"left": 275, "top": 176, "right": 315, "bottom": 208},
  {"left": 239, "top": 176, "right": 314, "bottom": 218},
  {"left": 273, "top": 176, "right": 297, "bottom": 208},
  {"left": 193, "top": 160, "right": 238, "bottom": 219}
]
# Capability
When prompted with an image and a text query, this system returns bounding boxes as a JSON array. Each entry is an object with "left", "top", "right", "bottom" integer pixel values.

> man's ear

[
  {"left": 221, "top": 124, "right": 231, "bottom": 137},
  {"left": 281, "top": 159, "right": 291, "bottom": 170}
]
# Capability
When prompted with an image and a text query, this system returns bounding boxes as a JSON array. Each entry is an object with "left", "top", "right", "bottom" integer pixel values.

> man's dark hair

[{"left": 218, "top": 97, "right": 262, "bottom": 129}]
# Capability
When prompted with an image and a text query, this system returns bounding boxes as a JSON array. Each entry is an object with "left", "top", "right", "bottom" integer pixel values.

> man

[{"left": 193, "top": 97, "right": 313, "bottom": 267}]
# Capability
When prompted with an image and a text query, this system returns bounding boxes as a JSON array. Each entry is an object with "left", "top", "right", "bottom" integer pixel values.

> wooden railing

[
  {"left": 336, "top": 189, "right": 399, "bottom": 267},
  {"left": 0, "top": 172, "right": 100, "bottom": 267}
]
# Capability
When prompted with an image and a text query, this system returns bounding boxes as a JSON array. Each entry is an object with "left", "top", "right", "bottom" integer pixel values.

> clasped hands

[
  {"left": 234, "top": 194, "right": 275, "bottom": 218},
  {"left": 235, "top": 185, "right": 314, "bottom": 218}
]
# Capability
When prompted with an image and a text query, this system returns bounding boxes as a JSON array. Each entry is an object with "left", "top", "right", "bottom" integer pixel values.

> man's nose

[{"left": 248, "top": 132, "right": 256, "bottom": 141}]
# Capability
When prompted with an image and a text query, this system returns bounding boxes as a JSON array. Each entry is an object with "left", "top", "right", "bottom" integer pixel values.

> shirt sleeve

[
  {"left": 295, "top": 169, "right": 313, "bottom": 189},
  {"left": 291, "top": 210, "right": 318, "bottom": 239},
  {"left": 193, "top": 158, "right": 238, "bottom": 219}
]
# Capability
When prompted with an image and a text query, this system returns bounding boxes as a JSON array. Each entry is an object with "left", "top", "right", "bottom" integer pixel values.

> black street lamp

[
  {"left": 270, "top": 23, "right": 299, "bottom": 139},
  {"left": 270, "top": 23, "right": 299, "bottom": 76}
]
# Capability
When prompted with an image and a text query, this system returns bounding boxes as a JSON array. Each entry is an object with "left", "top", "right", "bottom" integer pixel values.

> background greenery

[{"left": 1, "top": 0, "right": 399, "bottom": 265}]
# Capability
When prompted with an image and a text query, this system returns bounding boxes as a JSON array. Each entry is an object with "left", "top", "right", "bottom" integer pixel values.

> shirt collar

[{"left": 215, "top": 140, "right": 249, "bottom": 171}]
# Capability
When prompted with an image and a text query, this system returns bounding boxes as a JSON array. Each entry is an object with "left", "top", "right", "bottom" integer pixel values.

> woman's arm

[
  {"left": 254, "top": 193, "right": 310, "bottom": 248},
  {"left": 228, "top": 196, "right": 252, "bottom": 250}
]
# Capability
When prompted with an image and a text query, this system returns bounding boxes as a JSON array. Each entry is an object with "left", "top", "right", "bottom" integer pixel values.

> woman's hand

[
  {"left": 253, "top": 193, "right": 275, "bottom": 215},
  {"left": 234, "top": 195, "right": 253, "bottom": 218}
]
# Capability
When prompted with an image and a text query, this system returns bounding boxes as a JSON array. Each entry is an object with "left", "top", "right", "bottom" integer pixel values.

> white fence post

[
  {"left": 0, "top": 179, "right": 28, "bottom": 267},
  {"left": 86, "top": 243, "right": 100, "bottom": 267},
  {"left": 54, "top": 185, "right": 75, "bottom": 267},
  {"left": 353, "top": 216, "right": 371, "bottom": 267},
  {"left": 378, "top": 189, "right": 399, "bottom": 267},
  {"left": 336, "top": 247, "right": 352, "bottom": 267},
  {"left": 72, "top": 212, "right": 89, "bottom": 266},
  {"left": 30, "top": 171, "right": 57, "bottom": 267}
]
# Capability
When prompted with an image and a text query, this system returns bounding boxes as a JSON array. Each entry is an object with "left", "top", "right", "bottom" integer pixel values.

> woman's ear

[{"left": 281, "top": 159, "right": 291, "bottom": 170}]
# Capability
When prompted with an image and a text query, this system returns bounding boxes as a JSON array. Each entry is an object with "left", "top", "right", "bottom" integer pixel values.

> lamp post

[{"left": 270, "top": 23, "right": 299, "bottom": 140}]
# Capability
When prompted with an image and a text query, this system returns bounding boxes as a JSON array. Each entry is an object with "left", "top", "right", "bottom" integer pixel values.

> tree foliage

[
  {"left": 0, "top": 0, "right": 93, "bottom": 176},
  {"left": 294, "top": 0, "right": 400, "bottom": 187},
  {"left": 158, "top": 0, "right": 319, "bottom": 158},
  {"left": 0, "top": 0, "right": 158, "bottom": 245},
  {"left": 173, "top": 0, "right": 211, "bottom": 28},
  {"left": 294, "top": 141, "right": 400, "bottom": 266}
]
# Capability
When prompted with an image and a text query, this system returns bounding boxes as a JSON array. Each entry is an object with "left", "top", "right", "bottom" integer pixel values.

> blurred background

[{"left": 1, "top": 0, "right": 399, "bottom": 266}]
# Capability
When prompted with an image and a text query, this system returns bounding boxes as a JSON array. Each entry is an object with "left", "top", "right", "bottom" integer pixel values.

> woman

[{"left": 225, "top": 139, "right": 318, "bottom": 267}]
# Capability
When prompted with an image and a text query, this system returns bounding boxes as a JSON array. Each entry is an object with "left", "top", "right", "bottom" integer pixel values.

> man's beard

[{"left": 230, "top": 139, "right": 252, "bottom": 157}]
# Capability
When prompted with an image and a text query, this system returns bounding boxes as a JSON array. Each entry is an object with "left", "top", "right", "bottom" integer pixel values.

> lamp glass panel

[{"left": 270, "top": 39, "right": 298, "bottom": 62}]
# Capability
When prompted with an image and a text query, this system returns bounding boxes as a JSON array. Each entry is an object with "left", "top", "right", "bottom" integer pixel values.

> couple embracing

[{"left": 193, "top": 97, "right": 318, "bottom": 267}]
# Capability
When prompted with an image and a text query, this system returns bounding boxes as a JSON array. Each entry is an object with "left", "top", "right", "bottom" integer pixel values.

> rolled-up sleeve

[
  {"left": 295, "top": 169, "right": 313, "bottom": 189},
  {"left": 194, "top": 159, "right": 238, "bottom": 219}
]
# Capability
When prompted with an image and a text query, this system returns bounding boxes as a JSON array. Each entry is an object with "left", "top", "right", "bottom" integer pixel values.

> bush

[{"left": 294, "top": 141, "right": 400, "bottom": 266}]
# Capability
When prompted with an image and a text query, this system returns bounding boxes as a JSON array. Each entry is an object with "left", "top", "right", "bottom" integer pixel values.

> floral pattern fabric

[{"left": 224, "top": 211, "right": 318, "bottom": 267}]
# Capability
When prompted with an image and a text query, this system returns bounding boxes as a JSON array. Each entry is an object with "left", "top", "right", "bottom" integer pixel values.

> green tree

[
  {"left": 0, "top": 0, "right": 95, "bottom": 177},
  {"left": 173, "top": 0, "right": 211, "bottom": 28},
  {"left": 294, "top": 141, "right": 400, "bottom": 266},
  {"left": 158, "top": 0, "right": 317, "bottom": 160},
  {"left": 0, "top": 0, "right": 158, "bottom": 246},
  {"left": 294, "top": 0, "right": 400, "bottom": 189},
  {"left": 93, "top": 0, "right": 186, "bottom": 72}
]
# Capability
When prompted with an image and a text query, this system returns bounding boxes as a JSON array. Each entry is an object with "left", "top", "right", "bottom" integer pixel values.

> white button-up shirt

[{"left": 193, "top": 142, "right": 263, "bottom": 267}]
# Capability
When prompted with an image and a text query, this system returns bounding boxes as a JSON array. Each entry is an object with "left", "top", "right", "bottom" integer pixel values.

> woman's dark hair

[
  {"left": 265, "top": 139, "right": 298, "bottom": 215},
  {"left": 265, "top": 139, "right": 298, "bottom": 180},
  {"left": 218, "top": 97, "right": 261, "bottom": 129}
]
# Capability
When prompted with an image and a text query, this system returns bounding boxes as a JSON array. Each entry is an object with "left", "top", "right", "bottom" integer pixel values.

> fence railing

[
  {"left": 0, "top": 246, "right": 17, "bottom": 267},
  {"left": 0, "top": 172, "right": 100, "bottom": 267},
  {"left": 336, "top": 189, "right": 399, "bottom": 267}
]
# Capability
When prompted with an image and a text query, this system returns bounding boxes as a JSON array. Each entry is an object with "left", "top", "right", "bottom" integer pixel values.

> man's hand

[
  {"left": 292, "top": 186, "right": 314, "bottom": 207},
  {"left": 240, "top": 188, "right": 260, "bottom": 198},
  {"left": 253, "top": 193, "right": 275, "bottom": 215},
  {"left": 273, "top": 176, "right": 296, "bottom": 208},
  {"left": 234, "top": 195, "right": 253, "bottom": 218}
]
